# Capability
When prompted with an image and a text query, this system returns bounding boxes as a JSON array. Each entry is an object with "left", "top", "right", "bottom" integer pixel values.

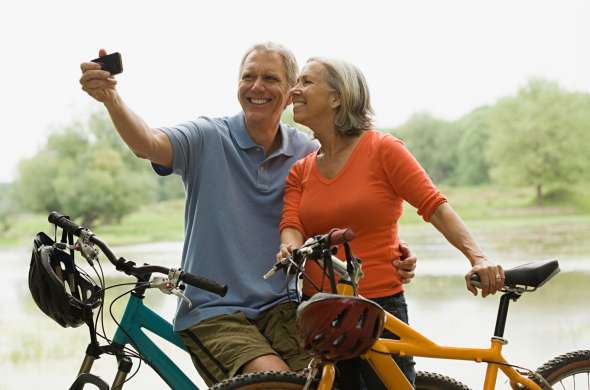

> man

[{"left": 79, "top": 42, "right": 417, "bottom": 386}]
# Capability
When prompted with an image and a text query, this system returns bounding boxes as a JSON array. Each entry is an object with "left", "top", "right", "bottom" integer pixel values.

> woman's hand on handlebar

[
  {"left": 466, "top": 259, "right": 504, "bottom": 297},
  {"left": 276, "top": 243, "right": 295, "bottom": 263},
  {"left": 277, "top": 228, "right": 304, "bottom": 262}
]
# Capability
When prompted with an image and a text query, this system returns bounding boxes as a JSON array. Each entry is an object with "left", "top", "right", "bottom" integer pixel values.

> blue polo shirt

[{"left": 155, "top": 112, "right": 318, "bottom": 331}]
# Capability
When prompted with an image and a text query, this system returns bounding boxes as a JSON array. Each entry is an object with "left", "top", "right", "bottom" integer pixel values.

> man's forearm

[{"left": 104, "top": 95, "right": 164, "bottom": 162}]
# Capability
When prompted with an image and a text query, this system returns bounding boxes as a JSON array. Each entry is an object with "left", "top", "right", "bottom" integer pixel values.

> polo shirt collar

[
  {"left": 228, "top": 112, "right": 257, "bottom": 150},
  {"left": 277, "top": 122, "right": 295, "bottom": 157},
  {"left": 229, "top": 112, "right": 294, "bottom": 157}
]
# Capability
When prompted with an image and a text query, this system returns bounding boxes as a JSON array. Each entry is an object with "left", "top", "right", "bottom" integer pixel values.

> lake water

[{"left": 1, "top": 217, "right": 589, "bottom": 389}]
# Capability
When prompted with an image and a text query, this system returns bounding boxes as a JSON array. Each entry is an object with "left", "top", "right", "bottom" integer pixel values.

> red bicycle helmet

[
  {"left": 28, "top": 232, "right": 103, "bottom": 328},
  {"left": 296, "top": 293, "right": 385, "bottom": 361}
]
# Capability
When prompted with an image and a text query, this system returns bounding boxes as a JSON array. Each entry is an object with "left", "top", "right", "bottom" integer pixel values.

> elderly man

[{"left": 79, "top": 42, "right": 417, "bottom": 386}]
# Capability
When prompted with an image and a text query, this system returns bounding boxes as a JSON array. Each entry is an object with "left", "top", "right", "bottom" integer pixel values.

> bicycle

[
  {"left": 210, "top": 228, "right": 590, "bottom": 390},
  {"left": 31, "top": 211, "right": 228, "bottom": 390}
]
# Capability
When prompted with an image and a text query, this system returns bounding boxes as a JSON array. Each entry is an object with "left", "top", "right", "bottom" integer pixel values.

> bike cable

[
  {"left": 108, "top": 285, "right": 151, "bottom": 386},
  {"left": 481, "top": 360, "right": 553, "bottom": 389}
]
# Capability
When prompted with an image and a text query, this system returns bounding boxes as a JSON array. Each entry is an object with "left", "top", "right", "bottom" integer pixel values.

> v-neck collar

[{"left": 312, "top": 130, "right": 371, "bottom": 184}]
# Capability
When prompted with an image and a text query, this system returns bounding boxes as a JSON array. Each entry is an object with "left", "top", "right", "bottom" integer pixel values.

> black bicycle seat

[
  {"left": 470, "top": 259, "right": 560, "bottom": 290},
  {"left": 503, "top": 259, "right": 560, "bottom": 289}
]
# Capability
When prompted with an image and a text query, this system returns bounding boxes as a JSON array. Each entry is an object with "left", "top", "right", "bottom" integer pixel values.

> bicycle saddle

[{"left": 503, "top": 259, "right": 560, "bottom": 289}]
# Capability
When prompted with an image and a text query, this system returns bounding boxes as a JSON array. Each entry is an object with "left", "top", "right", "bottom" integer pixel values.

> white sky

[{"left": 1, "top": 0, "right": 588, "bottom": 183}]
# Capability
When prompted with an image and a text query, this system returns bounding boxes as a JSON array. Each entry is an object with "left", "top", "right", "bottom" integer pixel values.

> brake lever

[
  {"left": 76, "top": 240, "right": 100, "bottom": 266},
  {"left": 150, "top": 270, "right": 193, "bottom": 309},
  {"left": 171, "top": 288, "right": 192, "bottom": 309},
  {"left": 263, "top": 256, "right": 292, "bottom": 279}
]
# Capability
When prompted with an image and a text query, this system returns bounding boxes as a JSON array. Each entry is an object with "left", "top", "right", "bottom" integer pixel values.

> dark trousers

[{"left": 335, "top": 292, "right": 416, "bottom": 389}]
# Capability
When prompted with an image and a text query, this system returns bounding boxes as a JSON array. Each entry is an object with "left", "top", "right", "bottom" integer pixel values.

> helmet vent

[
  {"left": 332, "top": 334, "right": 346, "bottom": 347},
  {"left": 331, "top": 307, "right": 349, "bottom": 328},
  {"left": 372, "top": 317, "right": 383, "bottom": 338},
  {"left": 312, "top": 333, "right": 325, "bottom": 345},
  {"left": 356, "top": 308, "right": 368, "bottom": 329}
]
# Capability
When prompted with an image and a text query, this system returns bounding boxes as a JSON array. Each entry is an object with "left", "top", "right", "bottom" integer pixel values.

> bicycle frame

[
  {"left": 76, "top": 291, "right": 199, "bottom": 390},
  {"left": 312, "top": 284, "right": 543, "bottom": 390},
  {"left": 38, "top": 212, "right": 228, "bottom": 390}
]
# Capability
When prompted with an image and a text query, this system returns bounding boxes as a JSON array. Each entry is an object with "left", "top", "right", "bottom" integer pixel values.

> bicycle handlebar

[
  {"left": 265, "top": 228, "right": 356, "bottom": 280},
  {"left": 48, "top": 211, "right": 228, "bottom": 297},
  {"left": 180, "top": 273, "right": 228, "bottom": 296},
  {"left": 325, "top": 228, "right": 356, "bottom": 246},
  {"left": 49, "top": 211, "right": 84, "bottom": 235}
]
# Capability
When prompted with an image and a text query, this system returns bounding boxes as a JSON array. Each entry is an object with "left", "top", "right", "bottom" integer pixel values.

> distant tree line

[
  {"left": 388, "top": 79, "right": 590, "bottom": 203},
  {"left": 11, "top": 112, "right": 184, "bottom": 227},
  {"left": 6, "top": 78, "right": 589, "bottom": 226}
]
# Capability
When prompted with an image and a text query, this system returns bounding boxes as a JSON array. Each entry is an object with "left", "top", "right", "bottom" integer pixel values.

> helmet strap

[
  {"left": 322, "top": 249, "right": 338, "bottom": 293},
  {"left": 59, "top": 225, "right": 82, "bottom": 301}
]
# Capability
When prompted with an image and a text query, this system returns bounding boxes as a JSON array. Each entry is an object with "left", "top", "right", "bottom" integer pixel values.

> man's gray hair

[
  {"left": 239, "top": 42, "right": 299, "bottom": 87},
  {"left": 308, "top": 57, "right": 374, "bottom": 136}
]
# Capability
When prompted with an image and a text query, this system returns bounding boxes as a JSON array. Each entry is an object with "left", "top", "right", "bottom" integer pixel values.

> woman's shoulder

[
  {"left": 365, "top": 130, "right": 405, "bottom": 151},
  {"left": 291, "top": 150, "right": 316, "bottom": 171}
]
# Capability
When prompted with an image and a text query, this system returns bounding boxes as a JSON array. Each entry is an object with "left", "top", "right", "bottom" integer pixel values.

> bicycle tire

[
  {"left": 208, "top": 370, "right": 470, "bottom": 390},
  {"left": 532, "top": 350, "right": 590, "bottom": 389},
  {"left": 208, "top": 371, "right": 308, "bottom": 389},
  {"left": 415, "top": 371, "right": 471, "bottom": 390}
]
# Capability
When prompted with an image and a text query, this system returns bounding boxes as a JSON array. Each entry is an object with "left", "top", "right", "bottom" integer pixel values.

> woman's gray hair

[
  {"left": 239, "top": 42, "right": 299, "bottom": 87},
  {"left": 309, "top": 57, "right": 374, "bottom": 136}
]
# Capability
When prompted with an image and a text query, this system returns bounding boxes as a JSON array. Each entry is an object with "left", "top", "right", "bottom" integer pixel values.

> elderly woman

[{"left": 278, "top": 57, "right": 504, "bottom": 388}]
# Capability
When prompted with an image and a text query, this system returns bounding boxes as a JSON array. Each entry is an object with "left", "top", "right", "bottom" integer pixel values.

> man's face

[{"left": 238, "top": 50, "right": 291, "bottom": 129}]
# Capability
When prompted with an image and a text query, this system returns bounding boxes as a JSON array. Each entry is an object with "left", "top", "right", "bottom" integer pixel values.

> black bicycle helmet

[{"left": 28, "top": 231, "right": 103, "bottom": 328}]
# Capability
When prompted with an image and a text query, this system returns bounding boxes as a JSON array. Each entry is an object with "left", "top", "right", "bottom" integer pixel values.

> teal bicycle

[{"left": 33, "top": 212, "right": 227, "bottom": 389}]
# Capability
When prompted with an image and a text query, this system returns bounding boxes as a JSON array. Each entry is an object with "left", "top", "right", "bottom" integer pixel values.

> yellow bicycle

[{"left": 211, "top": 228, "right": 590, "bottom": 390}]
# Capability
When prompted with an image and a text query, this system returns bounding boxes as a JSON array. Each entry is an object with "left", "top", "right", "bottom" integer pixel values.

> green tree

[
  {"left": 156, "top": 175, "right": 185, "bottom": 201},
  {"left": 0, "top": 183, "right": 18, "bottom": 233},
  {"left": 486, "top": 79, "right": 590, "bottom": 204},
  {"left": 91, "top": 111, "right": 185, "bottom": 202},
  {"left": 453, "top": 106, "right": 493, "bottom": 185},
  {"left": 281, "top": 107, "right": 312, "bottom": 136},
  {"left": 391, "top": 113, "right": 463, "bottom": 184},
  {"left": 14, "top": 112, "right": 157, "bottom": 227}
]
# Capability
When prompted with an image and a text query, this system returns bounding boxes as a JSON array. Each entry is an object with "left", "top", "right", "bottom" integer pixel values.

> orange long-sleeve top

[{"left": 280, "top": 130, "right": 447, "bottom": 298}]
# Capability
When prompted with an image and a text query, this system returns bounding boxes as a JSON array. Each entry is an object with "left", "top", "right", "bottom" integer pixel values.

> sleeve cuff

[{"left": 151, "top": 162, "right": 173, "bottom": 176}]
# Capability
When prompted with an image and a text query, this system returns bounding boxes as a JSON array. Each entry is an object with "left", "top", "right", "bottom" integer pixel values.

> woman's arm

[
  {"left": 277, "top": 227, "right": 305, "bottom": 262},
  {"left": 430, "top": 202, "right": 504, "bottom": 297}
]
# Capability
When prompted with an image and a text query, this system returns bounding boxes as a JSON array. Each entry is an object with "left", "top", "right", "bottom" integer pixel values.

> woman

[{"left": 278, "top": 58, "right": 504, "bottom": 388}]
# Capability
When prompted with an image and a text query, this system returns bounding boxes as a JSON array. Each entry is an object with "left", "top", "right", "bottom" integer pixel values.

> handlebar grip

[
  {"left": 470, "top": 273, "right": 481, "bottom": 288},
  {"left": 48, "top": 211, "right": 83, "bottom": 235},
  {"left": 327, "top": 228, "right": 355, "bottom": 246},
  {"left": 180, "top": 272, "right": 228, "bottom": 297}
]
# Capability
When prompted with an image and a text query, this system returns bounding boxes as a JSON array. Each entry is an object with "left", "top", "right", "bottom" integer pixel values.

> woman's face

[{"left": 290, "top": 61, "right": 339, "bottom": 129}]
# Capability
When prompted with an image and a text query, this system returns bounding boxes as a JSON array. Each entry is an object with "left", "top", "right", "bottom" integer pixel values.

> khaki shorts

[{"left": 179, "top": 302, "right": 311, "bottom": 386}]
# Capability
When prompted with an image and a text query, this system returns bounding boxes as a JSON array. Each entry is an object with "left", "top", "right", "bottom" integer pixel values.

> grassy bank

[
  {"left": 399, "top": 184, "right": 590, "bottom": 224},
  {"left": 2, "top": 185, "right": 588, "bottom": 248},
  {"left": 0, "top": 199, "right": 185, "bottom": 247}
]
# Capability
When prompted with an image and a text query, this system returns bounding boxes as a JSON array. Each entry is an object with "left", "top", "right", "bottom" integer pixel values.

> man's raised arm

[{"left": 80, "top": 49, "right": 172, "bottom": 168}]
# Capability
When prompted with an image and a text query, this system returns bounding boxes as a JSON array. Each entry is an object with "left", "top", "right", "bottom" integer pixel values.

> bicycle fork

[{"left": 69, "top": 343, "right": 133, "bottom": 390}]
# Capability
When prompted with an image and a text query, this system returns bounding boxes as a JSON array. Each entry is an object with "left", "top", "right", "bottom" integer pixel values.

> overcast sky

[{"left": 1, "top": 0, "right": 588, "bottom": 183}]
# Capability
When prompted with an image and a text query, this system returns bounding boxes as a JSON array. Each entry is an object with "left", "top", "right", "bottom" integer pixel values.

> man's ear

[{"left": 330, "top": 93, "right": 341, "bottom": 109}]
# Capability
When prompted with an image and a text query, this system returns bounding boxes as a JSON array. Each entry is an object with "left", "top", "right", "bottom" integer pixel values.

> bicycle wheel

[
  {"left": 533, "top": 350, "right": 590, "bottom": 389},
  {"left": 208, "top": 370, "right": 470, "bottom": 389},
  {"left": 208, "top": 371, "right": 308, "bottom": 389},
  {"left": 415, "top": 371, "right": 471, "bottom": 390}
]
